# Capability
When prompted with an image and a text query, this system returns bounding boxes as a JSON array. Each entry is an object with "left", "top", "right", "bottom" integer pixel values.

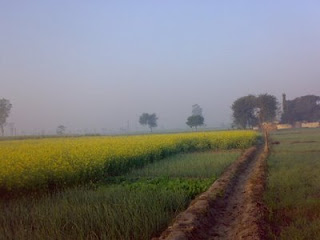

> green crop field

[
  {"left": 1, "top": 149, "right": 241, "bottom": 240},
  {"left": 0, "top": 131, "right": 257, "bottom": 193},
  {"left": 265, "top": 128, "right": 320, "bottom": 239}
]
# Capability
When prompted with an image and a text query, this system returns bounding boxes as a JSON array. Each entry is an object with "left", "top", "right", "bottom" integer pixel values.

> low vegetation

[
  {"left": 0, "top": 131, "right": 257, "bottom": 193},
  {"left": 265, "top": 128, "right": 320, "bottom": 239},
  {"left": 1, "top": 151, "right": 240, "bottom": 240}
]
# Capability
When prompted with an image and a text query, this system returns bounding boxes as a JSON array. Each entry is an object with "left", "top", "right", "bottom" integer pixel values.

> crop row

[{"left": 0, "top": 131, "right": 258, "bottom": 192}]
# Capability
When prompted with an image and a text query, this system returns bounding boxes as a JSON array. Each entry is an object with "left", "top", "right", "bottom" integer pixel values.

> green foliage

[
  {"left": 116, "top": 178, "right": 213, "bottom": 200},
  {"left": 0, "top": 186, "right": 188, "bottom": 240},
  {"left": 186, "top": 115, "right": 204, "bottom": 130},
  {"left": 0, "top": 151, "right": 239, "bottom": 240},
  {"left": 256, "top": 93, "right": 278, "bottom": 123},
  {"left": 232, "top": 93, "right": 278, "bottom": 128},
  {"left": 265, "top": 129, "right": 320, "bottom": 239},
  {"left": 232, "top": 95, "right": 257, "bottom": 128},
  {"left": 186, "top": 104, "right": 205, "bottom": 130},
  {"left": 126, "top": 151, "right": 239, "bottom": 178},
  {"left": 139, "top": 113, "right": 158, "bottom": 132},
  {"left": 0, "top": 131, "right": 257, "bottom": 194},
  {"left": 281, "top": 95, "right": 320, "bottom": 124}
]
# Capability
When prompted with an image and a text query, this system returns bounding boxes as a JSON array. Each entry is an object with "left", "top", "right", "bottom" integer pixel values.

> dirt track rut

[
  {"left": 155, "top": 146, "right": 268, "bottom": 240},
  {"left": 206, "top": 147, "right": 264, "bottom": 239}
]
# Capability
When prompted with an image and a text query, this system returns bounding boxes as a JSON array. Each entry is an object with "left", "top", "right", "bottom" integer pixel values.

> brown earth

[{"left": 153, "top": 145, "right": 268, "bottom": 240}]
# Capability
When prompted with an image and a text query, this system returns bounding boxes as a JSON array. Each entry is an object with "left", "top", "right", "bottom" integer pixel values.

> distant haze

[{"left": 1, "top": 1, "right": 320, "bottom": 134}]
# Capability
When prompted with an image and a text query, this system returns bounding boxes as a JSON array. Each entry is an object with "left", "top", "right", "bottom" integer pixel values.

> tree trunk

[
  {"left": 0, "top": 125, "right": 3, "bottom": 136},
  {"left": 264, "top": 129, "right": 270, "bottom": 151}
]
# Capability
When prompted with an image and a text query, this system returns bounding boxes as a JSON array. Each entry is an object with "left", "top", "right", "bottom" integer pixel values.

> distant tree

[
  {"left": 256, "top": 94, "right": 279, "bottom": 124},
  {"left": 186, "top": 115, "right": 204, "bottom": 131},
  {"left": 232, "top": 94, "right": 278, "bottom": 129},
  {"left": 281, "top": 95, "right": 320, "bottom": 123},
  {"left": 0, "top": 98, "right": 12, "bottom": 136},
  {"left": 186, "top": 104, "right": 204, "bottom": 130},
  {"left": 192, "top": 104, "right": 203, "bottom": 116},
  {"left": 231, "top": 95, "right": 257, "bottom": 129},
  {"left": 56, "top": 125, "right": 66, "bottom": 135},
  {"left": 139, "top": 113, "right": 158, "bottom": 132}
]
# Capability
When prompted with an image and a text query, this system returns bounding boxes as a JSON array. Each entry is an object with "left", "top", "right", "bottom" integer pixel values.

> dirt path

[
  {"left": 155, "top": 146, "right": 268, "bottom": 240},
  {"left": 206, "top": 147, "right": 265, "bottom": 239}
]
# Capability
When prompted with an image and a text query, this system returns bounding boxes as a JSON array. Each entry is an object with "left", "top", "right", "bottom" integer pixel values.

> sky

[{"left": 1, "top": 1, "right": 320, "bottom": 134}]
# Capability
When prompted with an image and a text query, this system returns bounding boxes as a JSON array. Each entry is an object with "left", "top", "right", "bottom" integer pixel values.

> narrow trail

[
  {"left": 206, "top": 147, "right": 264, "bottom": 239},
  {"left": 155, "top": 146, "right": 268, "bottom": 240}
]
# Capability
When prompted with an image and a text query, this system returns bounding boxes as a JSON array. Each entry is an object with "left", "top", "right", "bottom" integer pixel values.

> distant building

[
  {"left": 293, "top": 121, "right": 302, "bottom": 128},
  {"left": 276, "top": 124, "right": 293, "bottom": 130},
  {"left": 301, "top": 122, "right": 320, "bottom": 128},
  {"left": 253, "top": 122, "right": 277, "bottom": 131}
]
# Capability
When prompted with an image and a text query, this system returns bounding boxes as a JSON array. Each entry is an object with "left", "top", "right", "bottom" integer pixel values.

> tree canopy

[
  {"left": 255, "top": 94, "right": 278, "bottom": 123},
  {"left": 192, "top": 104, "right": 203, "bottom": 116},
  {"left": 281, "top": 95, "right": 320, "bottom": 123},
  {"left": 231, "top": 94, "right": 278, "bottom": 129},
  {"left": 56, "top": 125, "right": 66, "bottom": 135},
  {"left": 231, "top": 95, "right": 257, "bottom": 129},
  {"left": 186, "top": 115, "right": 204, "bottom": 130},
  {"left": 0, "top": 98, "right": 12, "bottom": 136},
  {"left": 139, "top": 113, "right": 158, "bottom": 132},
  {"left": 186, "top": 104, "right": 204, "bottom": 130}
]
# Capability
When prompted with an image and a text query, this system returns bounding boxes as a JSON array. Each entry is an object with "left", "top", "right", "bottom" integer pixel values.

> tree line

[
  {"left": 231, "top": 93, "right": 320, "bottom": 129},
  {"left": 281, "top": 94, "right": 320, "bottom": 124},
  {"left": 1, "top": 93, "right": 319, "bottom": 136},
  {"left": 139, "top": 104, "right": 204, "bottom": 132}
]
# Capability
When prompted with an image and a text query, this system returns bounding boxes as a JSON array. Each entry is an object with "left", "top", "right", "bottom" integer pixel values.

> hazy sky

[{"left": 1, "top": 1, "right": 320, "bottom": 134}]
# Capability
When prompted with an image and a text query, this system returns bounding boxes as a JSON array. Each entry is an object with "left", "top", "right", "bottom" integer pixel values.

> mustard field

[{"left": 0, "top": 131, "right": 258, "bottom": 192}]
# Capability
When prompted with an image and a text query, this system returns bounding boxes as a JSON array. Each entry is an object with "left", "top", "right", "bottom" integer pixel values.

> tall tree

[
  {"left": 139, "top": 113, "right": 158, "bottom": 132},
  {"left": 231, "top": 95, "right": 257, "bottom": 129},
  {"left": 192, "top": 104, "right": 203, "bottom": 116},
  {"left": 0, "top": 98, "right": 12, "bottom": 136},
  {"left": 56, "top": 125, "right": 66, "bottom": 135},
  {"left": 186, "top": 115, "right": 204, "bottom": 131},
  {"left": 256, "top": 94, "right": 279, "bottom": 124},
  {"left": 186, "top": 104, "right": 204, "bottom": 130},
  {"left": 231, "top": 94, "right": 278, "bottom": 129}
]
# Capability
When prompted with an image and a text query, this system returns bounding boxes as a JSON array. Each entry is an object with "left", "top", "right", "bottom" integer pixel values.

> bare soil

[{"left": 154, "top": 146, "right": 268, "bottom": 240}]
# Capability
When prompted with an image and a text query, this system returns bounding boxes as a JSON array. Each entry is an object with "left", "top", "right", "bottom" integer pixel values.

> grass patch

[
  {"left": 1, "top": 186, "right": 188, "bottom": 240},
  {"left": 0, "top": 150, "right": 240, "bottom": 240},
  {"left": 125, "top": 150, "right": 239, "bottom": 178},
  {"left": 265, "top": 128, "right": 320, "bottom": 239}
]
